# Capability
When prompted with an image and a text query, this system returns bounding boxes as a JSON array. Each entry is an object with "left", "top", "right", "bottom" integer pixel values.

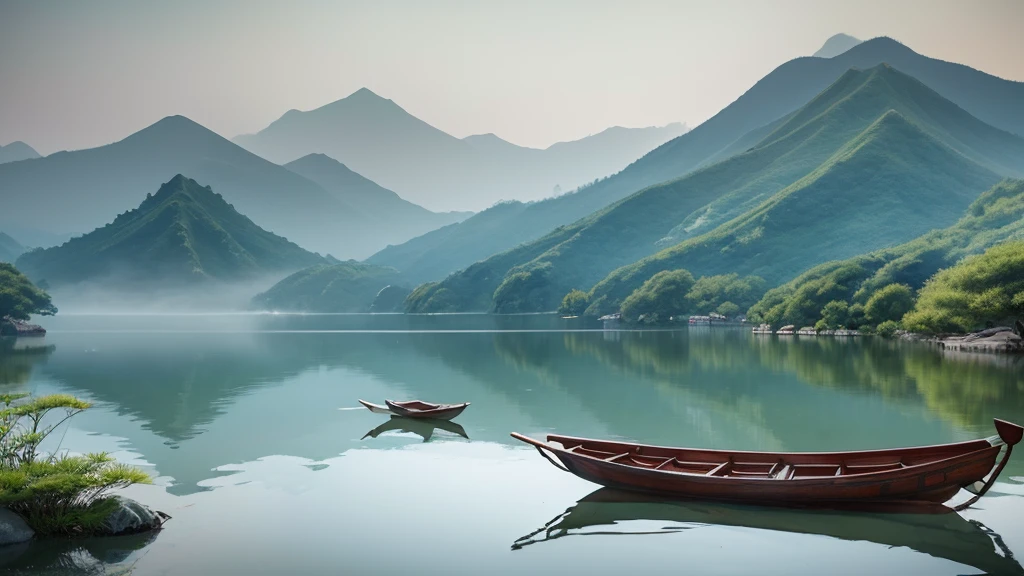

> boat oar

[{"left": 511, "top": 433, "right": 571, "bottom": 473}]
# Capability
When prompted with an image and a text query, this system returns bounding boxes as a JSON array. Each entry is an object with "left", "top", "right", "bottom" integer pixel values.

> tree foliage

[
  {"left": 903, "top": 241, "right": 1024, "bottom": 333},
  {"left": 864, "top": 283, "right": 914, "bottom": 325},
  {"left": 819, "top": 300, "right": 849, "bottom": 330},
  {"left": 620, "top": 269, "right": 695, "bottom": 323},
  {"left": 0, "top": 263, "right": 56, "bottom": 321},
  {"left": 558, "top": 289, "right": 589, "bottom": 316},
  {"left": 684, "top": 274, "right": 766, "bottom": 315}
]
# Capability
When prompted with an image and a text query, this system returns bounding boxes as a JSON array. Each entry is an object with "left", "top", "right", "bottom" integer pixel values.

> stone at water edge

[
  {"left": 101, "top": 497, "right": 168, "bottom": 536},
  {"left": 0, "top": 509, "right": 34, "bottom": 546}
]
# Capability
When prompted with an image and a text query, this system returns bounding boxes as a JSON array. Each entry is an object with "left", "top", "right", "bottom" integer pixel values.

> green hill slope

[
  {"left": 407, "top": 64, "right": 1006, "bottom": 313},
  {"left": 16, "top": 175, "right": 324, "bottom": 286},
  {"left": 587, "top": 110, "right": 997, "bottom": 315},
  {"left": 251, "top": 261, "right": 403, "bottom": 313},
  {"left": 747, "top": 178, "right": 1024, "bottom": 329}
]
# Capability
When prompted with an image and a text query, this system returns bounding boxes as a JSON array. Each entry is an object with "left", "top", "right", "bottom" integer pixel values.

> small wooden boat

[
  {"left": 510, "top": 418, "right": 1022, "bottom": 509},
  {"left": 358, "top": 399, "right": 469, "bottom": 420}
]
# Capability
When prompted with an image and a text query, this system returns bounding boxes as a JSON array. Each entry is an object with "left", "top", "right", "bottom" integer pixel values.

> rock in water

[
  {"left": 0, "top": 508, "right": 34, "bottom": 546},
  {"left": 101, "top": 497, "right": 168, "bottom": 536}
]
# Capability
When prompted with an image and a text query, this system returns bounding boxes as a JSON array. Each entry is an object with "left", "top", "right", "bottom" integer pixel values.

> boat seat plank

[
  {"left": 605, "top": 452, "right": 631, "bottom": 462},
  {"left": 706, "top": 461, "right": 732, "bottom": 477}
]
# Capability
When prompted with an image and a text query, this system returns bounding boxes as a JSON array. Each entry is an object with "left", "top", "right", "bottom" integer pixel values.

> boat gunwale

[
  {"left": 542, "top": 434, "right": 1001, "bottom": 484},
  {"left": 546, "top": 433, "right": 997, "bottom": 460},
  {"left": 386, "top": 399, "right": 470, "bottom": 413}
]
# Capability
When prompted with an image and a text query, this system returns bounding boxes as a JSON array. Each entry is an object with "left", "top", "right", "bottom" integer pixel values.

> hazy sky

[{"left": 1, "top": 0, "right": 1022, "bottom": 155}]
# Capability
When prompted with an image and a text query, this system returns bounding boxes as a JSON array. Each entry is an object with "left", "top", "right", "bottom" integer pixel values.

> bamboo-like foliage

[{"left": 0, "top": 393, "right": 152, "bottom": 536}]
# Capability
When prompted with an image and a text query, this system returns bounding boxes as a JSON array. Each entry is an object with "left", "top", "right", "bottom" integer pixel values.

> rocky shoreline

[
  {"left": 0, "top": 317, "right": 45, "bottom": 337},
  {"left": 900, "top": 326, "right": 1023, "bottom": 354},
  {"left": 0, "top": 497, "right": 168, "bottom": 548}
]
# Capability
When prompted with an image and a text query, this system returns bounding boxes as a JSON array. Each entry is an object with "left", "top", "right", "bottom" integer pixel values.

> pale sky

[{"left": 1, "top": 0, "right": 1022, "bottom": 155}]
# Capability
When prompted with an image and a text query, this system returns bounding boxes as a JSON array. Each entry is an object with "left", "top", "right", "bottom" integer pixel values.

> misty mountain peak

[
  {"left": 0, "top": 140, "right": 42, "bottom": 164},
  {"left": 813, "top": 33, "right": 862, "bottom": 58}
]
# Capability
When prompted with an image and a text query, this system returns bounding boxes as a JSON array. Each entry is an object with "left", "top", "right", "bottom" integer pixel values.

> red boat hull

[{"left": 511, "top": 419, "right": 1021, "bottom": 508}]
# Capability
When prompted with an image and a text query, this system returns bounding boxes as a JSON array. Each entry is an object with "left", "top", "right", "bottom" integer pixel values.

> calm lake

[{"left": 2, "top": 313, "right": 1023, "bottom": 575}]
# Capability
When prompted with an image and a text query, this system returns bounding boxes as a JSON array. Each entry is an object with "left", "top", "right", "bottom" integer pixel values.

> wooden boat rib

[
  {"left": 510, "top": 418, "right": 1022, "bottom": 509},
  {"left": 358, "top": 399, "right": 469, "bottom": 420}
]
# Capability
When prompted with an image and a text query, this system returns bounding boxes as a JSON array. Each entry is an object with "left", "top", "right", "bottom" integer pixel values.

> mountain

[
  {"left": 15, "top": 175, "right": 324, "bottom": 286},
  {"left": 281, "top": 153, "right": 470, "bottom": 245},
  {"left": 748, "top": 178, "right": 1024, "bottom": 329},
  {"left": 251, "top": 261, "right": 403, "bottom": 313},
  {"left": 405, "top": 64, "right": 1006, "bottom": 313},
  {"left": 0, "top": 116, "right": 458, "bottom": 259},
  {"left": 233, "top": 87, "right": 687, "bottom": 209},
  {"left": 369, "top": 37, "right": 1024, "bottom": 285},
  {"left": 0, "top": 232, "right": 25, "bottom": 263},
  {"left": 584, "top": 109, "right": 998, "bottom": 316},
  {"left": 813, "top": 34, "right": 862, "bottom": 58},
  {"left": 0, "top": 141, "right": 40, "bottom": 164}
]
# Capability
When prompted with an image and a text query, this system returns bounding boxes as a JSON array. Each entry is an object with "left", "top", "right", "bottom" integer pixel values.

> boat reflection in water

[
  {"left": 513, "top": 489, "right": 1023, "bottom": 575},
  {"left": 361, "top": 416, "right": 469, "bottom": 443}
]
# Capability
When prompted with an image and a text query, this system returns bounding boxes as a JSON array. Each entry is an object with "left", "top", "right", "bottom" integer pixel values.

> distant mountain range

[
  {"left": 370, "top": 36, "right": 1024, "bottom": 287},
  {"left": 0, "top": 141, "right": 40, "bottom": 164},
  {"left": 0, "top": 232, "right": 24, "bottom": 263},
  {"left": 813, "top": 34, "right": 862, "bottom": 58},
  {"left": 406, "top": 63, "right": 1012, "bottom": 313},
  {"left": 0, "top": 116, "right": 467, "bottom": 259},
  {"left": 233, "top": 87, "right": 688, "bottom": 210},
  {"left": 16, "top": 175, "right": 324, "bottom": 287}
]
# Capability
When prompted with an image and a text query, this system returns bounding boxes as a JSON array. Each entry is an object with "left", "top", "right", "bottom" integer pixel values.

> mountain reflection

[{"left": 513, "top": 489, "right": 1024, "bottom": 576}]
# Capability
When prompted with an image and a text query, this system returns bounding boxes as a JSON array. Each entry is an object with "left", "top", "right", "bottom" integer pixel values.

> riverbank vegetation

[
  {"left": 0, "top": 263, "right": 56, "bottom": 321},
  {"left": 616, "top": 271, "right": 766, "bottom": 324},
  {"left": 0, "top": 393, "right": 151, "bottom": 536},
  {"left": 746, "top": 179, "right": 1024, "bottom": 334},
  {"left": 903, "top": 241, "right": 1024, "bottom": 333}
]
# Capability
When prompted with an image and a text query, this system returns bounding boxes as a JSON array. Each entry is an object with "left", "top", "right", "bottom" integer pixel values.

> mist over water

[{"left": 45, "top": 272, "right": 292, "bottom": 314}]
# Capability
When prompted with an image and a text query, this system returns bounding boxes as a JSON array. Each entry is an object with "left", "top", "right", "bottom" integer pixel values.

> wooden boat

[
  {"left": 358, "top": 399, "right": 469, "bottom": 420},
  {"left": 511, "top": 488, "right": 1022, "bottom": 575},
  {"left": 510, "top": 418, "right": 1022, "bottom": 509},
  {"left": 361, "top": 416, "right": 469, "bottom": 442}
]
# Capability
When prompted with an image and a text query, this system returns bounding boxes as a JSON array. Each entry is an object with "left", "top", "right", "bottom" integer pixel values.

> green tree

[
  {"left": 558, "top": 289, "right": 589, "bottom": 316},
  {"left": 820, "top": 300, "right": 849, "bottom": 329},
  {"left": 620, "top": 269, "right": 696, "bottom": 323},
  {"left": 876, "top": 320, "right": 901, "bottom": 338},
  {"left": 0, "top": 263, "right": 56, "bottom": 321},
  {"left": 904, "top": 241, "right": 1024, "bottom": 332},
  {"left": 684, "top": 274, "right": 766, "bottom": 314},
  {"left": 716, "top": 301, "right": 741, "bottom": 318},
  {"left": 847, "top": 302, "right": 867, "bottom": 329},
  {"left": 865, "top": 283, "right": 914, "bottom": 325}
]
